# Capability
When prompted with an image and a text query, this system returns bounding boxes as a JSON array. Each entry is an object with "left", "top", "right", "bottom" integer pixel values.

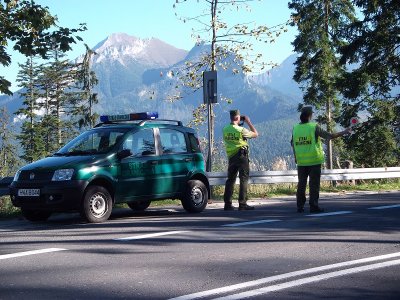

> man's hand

[
  {"left": 342, "top": 127, "right": 352, "bottom": 135},
  {"left": 332, "top": 127, "right": 351, "bottom": 139},
  {"left": 243, "top": 115, "right": 258, "bottom": 138}
]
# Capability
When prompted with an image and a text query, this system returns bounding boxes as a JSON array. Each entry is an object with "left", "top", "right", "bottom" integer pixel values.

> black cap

[
  {"left": 230, "top": 110, "right": 240, "bottom": 118},
  {"left": 301, "top": 106, "right": 313, "bottom": 114}
]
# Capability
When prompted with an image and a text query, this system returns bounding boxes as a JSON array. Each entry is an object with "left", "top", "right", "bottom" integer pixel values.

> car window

[
  {"left": 56, "top": 128, "right": 128, "bottom": 155},
  {"left": 188, "top": 133, "right": 201, "bottom": 153},
  {"left": 122, "top": 129, "right": 156, "bottom": 156},
  {"left": 159, "top": 128, "right": 188, "bottom": 154}
]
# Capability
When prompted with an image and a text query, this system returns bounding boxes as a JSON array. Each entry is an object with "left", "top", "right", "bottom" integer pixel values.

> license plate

[{"left": 18, "top": 189, "right": 40, "bottom": 197}]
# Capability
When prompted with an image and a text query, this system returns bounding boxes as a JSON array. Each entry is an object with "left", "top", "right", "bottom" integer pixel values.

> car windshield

[{"left": 55, "top": 128, "right": 130, "bottom": 156}]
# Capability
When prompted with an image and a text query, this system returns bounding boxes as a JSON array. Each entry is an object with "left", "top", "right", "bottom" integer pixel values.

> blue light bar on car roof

[{"left": 100, "top": 112, "right": 159, "bottom": 123}]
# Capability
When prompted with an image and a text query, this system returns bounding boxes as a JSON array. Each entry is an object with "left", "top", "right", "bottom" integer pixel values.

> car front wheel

[
  {"left": 81, "top": 186, "right": 112, "bottom": 223},
  {"left": 181, "top": 180, "right": 208, "bottom": 213}
]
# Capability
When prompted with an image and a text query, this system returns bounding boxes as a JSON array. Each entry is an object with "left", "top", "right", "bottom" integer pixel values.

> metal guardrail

[
  {"left": 207, "top": 167, "right": 400, "bottom": 186},
  {"left": 0, "top": 177, "right": 13, "bottom": 197},
  {"left": 1, "top": 167, "right": 399, "bottom": 196}
]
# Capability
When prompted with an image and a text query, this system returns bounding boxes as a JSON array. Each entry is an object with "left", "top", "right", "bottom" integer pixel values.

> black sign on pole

[{"left": 203, "top": 71, "right": 217, "bottom": 104}]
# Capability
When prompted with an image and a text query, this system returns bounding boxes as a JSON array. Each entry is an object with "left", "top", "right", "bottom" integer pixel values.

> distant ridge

[{"left": 249, "top": 54, "right": 301, "bottom": 97}]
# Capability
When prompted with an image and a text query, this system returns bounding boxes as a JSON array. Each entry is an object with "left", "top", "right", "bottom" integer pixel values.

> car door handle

[
  {"left": 149, "top": 161, "right": 158, "bottom": 165},
  {"left": 183, "top": 158, "right": 192, "bottom": 162}
]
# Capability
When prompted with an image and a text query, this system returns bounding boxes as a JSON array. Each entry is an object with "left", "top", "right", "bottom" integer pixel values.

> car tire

[
  {"left": 181, "top": 180, "right": 208, "bottom": 213},
  {"left": 81, "top": 186, "right": 112, "bottom": 223},
  {"left": 127, "top": 200, "right": 151, "bottom": 211},
  {"left": 21, "top": 209, "right": 52, "bottom": 222}
]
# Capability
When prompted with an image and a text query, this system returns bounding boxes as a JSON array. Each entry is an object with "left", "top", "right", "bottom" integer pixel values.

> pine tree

[
  {"left": 32, "top": 55, "right": 78, "bottom": 156},
  {"left": 35, "top": 63, "right": 59, "bottom": 156},
  {"left": 289, "top": 0, "right": 355, "bottom": 169},
  {"left": 338, "top": 0, "right": 399, "bottom": 166},
  {"left": 342, "top": 101, "right": 398, "bottom": 167},
  {"left": 36, "top": 48, "right": 79, "bottom": 154},
  {"left": 0, "top": 108, "right": 19, "bottom": 177},
  {"left": 72, "top": 44, "right": 99, "bottom": 129},
  {"left": 15, "top": 55, "right": 45, "bottom": 162}
]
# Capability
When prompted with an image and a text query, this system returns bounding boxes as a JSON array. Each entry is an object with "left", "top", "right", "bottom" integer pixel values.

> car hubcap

[
  {"left": 89, "top": 193, "right": 107, "bottom": 218},
  {"left": 190, "top": 187, "right": 204, "bottom": 206}
]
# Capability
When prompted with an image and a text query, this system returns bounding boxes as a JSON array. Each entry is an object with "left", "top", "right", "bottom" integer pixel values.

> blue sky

[{"left": 3, "top": 0, "right": 296, "bottom": 93}]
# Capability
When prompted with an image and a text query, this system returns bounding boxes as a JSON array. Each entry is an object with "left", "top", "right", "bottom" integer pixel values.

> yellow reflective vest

[
  {"left": 223, "top": 124, "right": 249, "bottom": 158},
  {"left": 292, "top": 122, "right": 325, "bottom": 166}
]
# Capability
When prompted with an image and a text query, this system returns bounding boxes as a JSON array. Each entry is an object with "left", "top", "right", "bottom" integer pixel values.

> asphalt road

[{"left": 1, "top": 191, "right": 399, "bottom": 299}]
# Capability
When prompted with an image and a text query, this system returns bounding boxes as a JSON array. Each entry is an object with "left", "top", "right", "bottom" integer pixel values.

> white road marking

[
  {"left": 222, "top": 219, "right": 281, "bottom": 227},
  {"left": 305, "top": 211, "right": 353, "bottom": 217},
  {"left": 368, "top": 204, "right": 400, "bottom": 210},
  {"left": 168, "top": 252, "right": 400, "bottom": 300},
  {"left": 114, "top": 230, "right": 190, "bottom": 241},
  {"left": 212, "top": 258, "right": 400, "bottom": 300},
  {"left": 0, "top": 248, "right": 66, "bottom": 260}
]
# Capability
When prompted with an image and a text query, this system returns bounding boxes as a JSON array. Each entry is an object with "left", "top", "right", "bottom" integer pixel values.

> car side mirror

[{"left": 117, "top": 149, "right": 132, "bottom": 159}]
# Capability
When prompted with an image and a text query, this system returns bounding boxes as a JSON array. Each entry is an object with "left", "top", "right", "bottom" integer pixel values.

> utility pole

[
  {"left": 324, "top": 0, "right": 333, "bottom": 170},
  {"left": 206, "top": 0, "right": 218, "bottom": 172}
]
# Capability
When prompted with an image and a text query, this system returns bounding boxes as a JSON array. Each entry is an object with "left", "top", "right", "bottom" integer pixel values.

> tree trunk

[{"left": 206, "top": 0, "right": 218, "bottom": 172}]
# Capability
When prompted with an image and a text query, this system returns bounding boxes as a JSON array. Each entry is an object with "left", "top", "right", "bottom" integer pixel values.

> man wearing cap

[
  {"left": 223, "top": 110, "right": 258, "bottom": 211},
  {"left": 291, "top": 106, "right": 350, "bottom": 213}
]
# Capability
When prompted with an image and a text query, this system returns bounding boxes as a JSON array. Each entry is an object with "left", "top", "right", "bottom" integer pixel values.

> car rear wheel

[
  {"left": 181, "top": 180, "right": 208, "bottom": 213},
  {"left": 127, "top": 200, "right": 151, "bottom": 211},
  {"left": 81, "top": 186, "right": 112, "bottom": 223},
  {"left": 21, "top": 209, "right": 52, "bottom": 222}
]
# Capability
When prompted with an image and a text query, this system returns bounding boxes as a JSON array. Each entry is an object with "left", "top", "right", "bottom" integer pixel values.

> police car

[{"left": 10, "top": 112, "right": 209, "bottom": 223}]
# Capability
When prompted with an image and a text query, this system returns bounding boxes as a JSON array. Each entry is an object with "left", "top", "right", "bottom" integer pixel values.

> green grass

[
  {"left": 1, "top": 179, "right": 399, "bottom": 218},
  {"left": 320, "top": 180, "right": 400, "bottom": 193},
  {"left": 150, "top": 199, "right": 181, "bottom": 206},
  {"left": 211, "top": 179, "right": 400, "bottom": 200},
  {"left": 211, "top": 184, "right": 297, "bottom": 200},
  {"left": 0, "top": 196, "right": 21, "bottom": 219}
]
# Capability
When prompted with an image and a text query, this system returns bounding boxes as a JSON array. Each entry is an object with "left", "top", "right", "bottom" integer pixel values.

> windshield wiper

[
  {"left": 53, "top": 152, "right": 66, "bottom": 156},
  {"left": 65, "top": 150, "right": 98, "bottom": 156}
]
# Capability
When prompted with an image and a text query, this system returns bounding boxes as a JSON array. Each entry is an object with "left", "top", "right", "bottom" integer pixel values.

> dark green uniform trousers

[
  {"left": 296, "top": 164, "right": 322, "bottom": 209},
  {"left": 224, "top": 149, "right": 249, "bottom": 206}
]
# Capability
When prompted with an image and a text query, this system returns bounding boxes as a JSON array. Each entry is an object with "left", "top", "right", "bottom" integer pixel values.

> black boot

[{"left": 238, "top": 204, "right": 254, "bottom": 211}]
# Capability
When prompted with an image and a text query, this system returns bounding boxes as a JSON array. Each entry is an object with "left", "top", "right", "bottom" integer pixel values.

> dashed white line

[
  {"left": 368, "top": 204, "right": 400, "bottom": 210},
  {"left": 168, "top": 251, "right": 400, "bottom": 300},
  {"left": 222, "top": 219, "right": 281, "bottom": 227},
  {"left": 212, "top": 258, "right": 400, "bottom": 300},
  {"left": 305, "top": 211, "right": 353, "bottom": 217},
  {"left": 114, "top": 230, "right": 190, "bottom": 241},
  {"left": 0, "top": 248, "right": 66, "bottom": 260}
]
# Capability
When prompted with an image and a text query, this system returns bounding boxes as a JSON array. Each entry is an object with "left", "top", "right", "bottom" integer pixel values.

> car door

[
  {"left": 117, "top": 128, "right": 161, "bottom": 201},
  {"left": 157, "top": 128, "right": 192, "bottom": 194}
]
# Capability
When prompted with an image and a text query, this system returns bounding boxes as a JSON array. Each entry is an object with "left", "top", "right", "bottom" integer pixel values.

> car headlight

[
  {"left": 52, "top": 169, "right": 74, "bottom": 181},
  {"left": 13, "top": 170, "right": 21, "bottom": 182}
]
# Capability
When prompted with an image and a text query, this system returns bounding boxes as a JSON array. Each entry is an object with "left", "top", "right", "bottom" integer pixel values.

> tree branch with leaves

[
  {"left": 172, "top": 0, "right": 290, "bottom": 171},
  {"left": 0, "top": 0, "right": 86, "bottom": 95}
]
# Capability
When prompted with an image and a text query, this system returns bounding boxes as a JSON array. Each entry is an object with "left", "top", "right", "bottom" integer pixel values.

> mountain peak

[
  {"left": 94, "top": 33, "right": 150, "bottom": 57},
  {"left": 104, "top": 32, "right": 144, "bottom": 45},
  {"left": 92, "top": 33, "right": 188, "bottom": 68}
]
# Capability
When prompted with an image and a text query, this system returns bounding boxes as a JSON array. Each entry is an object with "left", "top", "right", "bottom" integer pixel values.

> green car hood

[{"left": 20, "top": 155, "right": 105, "bottom": 172}]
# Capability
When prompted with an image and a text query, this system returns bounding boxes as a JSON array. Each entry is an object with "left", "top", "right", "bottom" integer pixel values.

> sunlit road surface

[{"left": 1, "top": 191, "right": 399, "bottom": 299}]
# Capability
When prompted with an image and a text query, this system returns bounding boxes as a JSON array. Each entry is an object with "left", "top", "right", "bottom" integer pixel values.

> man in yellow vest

[
  {"left": 223, "top": 110, "right": 258, "bottom": 211},
  {"left": 292, "top": 106, "right": 350, "bottom": 213}
]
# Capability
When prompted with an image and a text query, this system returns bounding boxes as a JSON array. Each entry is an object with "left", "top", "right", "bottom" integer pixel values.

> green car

[{"left": 10, "top": 112, "right": 209, "bottom": 223}]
